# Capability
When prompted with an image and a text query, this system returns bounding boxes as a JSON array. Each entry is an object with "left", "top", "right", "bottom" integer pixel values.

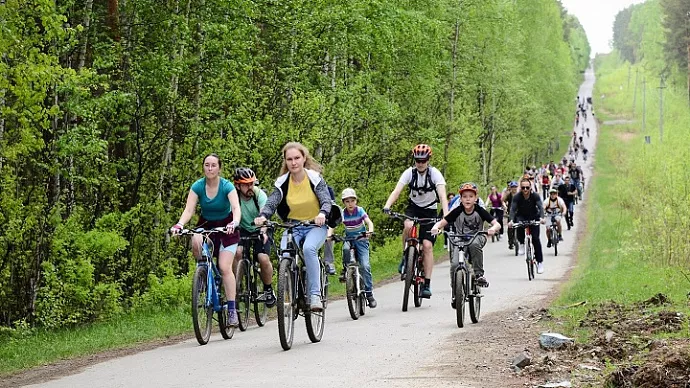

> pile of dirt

[{"left": 520, "top": 294, "right": 690, "bottom": 387}]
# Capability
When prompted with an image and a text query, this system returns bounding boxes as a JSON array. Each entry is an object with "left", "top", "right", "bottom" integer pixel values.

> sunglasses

[
  {"left": 521, "top": 186, "right": 531, "bottom": 190},
  {"left": 415, "top": 159, "right": 429, "bottom": 164}
]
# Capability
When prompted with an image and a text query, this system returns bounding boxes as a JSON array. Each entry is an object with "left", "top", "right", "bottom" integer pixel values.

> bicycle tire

[
  {"left": 414, "top": 255, "right": 423, "bottom": 308},
  {"left": 218, "top": 278, "right": 235, "bottom": 340},
  {"left": 553, "top": 227, "right": 559, "bottom": 257},
  {"left": 469, "top": 278, "right": 481, "bottom": 324},
  {"left": 236, "top": 260, "right": 250, "bottom": 331},
  {"left": 358, "top": 274, "right": 366, "bottom": 317},
  {"left": 526, "top": 243, "right": 535, "bottom": 281},
  {"left": 253, "top": 264, "right": 268, "bottom": 327},
  {"left": 276, "top": 259, "right": 295, "bottom": 350},
  {"left": 305, "top": 263, "right": 326, "bottom": 343},
  {"left": 346, "top": 266, "right": 360, "bottom": 320},
  {"left": 192, "top": 265, "right": 212, "bottom": 345},
  {"left": 402, "top": 246, "right": 415, "bottom": 312},
  {"left": 455, "top": 269, "right": 466, "bottom": 328}
]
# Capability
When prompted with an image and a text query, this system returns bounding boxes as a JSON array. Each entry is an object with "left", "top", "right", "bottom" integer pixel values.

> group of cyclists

[{"left": 168, "top": 94, "right": 592, "bottom": 334}]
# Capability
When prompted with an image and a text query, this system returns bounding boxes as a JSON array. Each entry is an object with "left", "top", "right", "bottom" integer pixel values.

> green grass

[
  {"left": 550, "top": 67, "right": 690, "bottom": 338},
  {"left": 0, "top": 237, "right": 447, "bottom": 376}
]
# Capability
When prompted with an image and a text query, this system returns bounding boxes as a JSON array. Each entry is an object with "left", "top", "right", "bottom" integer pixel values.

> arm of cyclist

[
  {"left": 312, "top": 179, "right": 333, "bottom": 226},
  {"left": 508, "top": 194, "right": 519, "bottom": 227},
  {"left": 365, "top": 215, "right": 375, "bottom": 235},
  {"left": 383, "top": 182, "right": 406, "bottom": 212},
  {"left": 255, "top": 186, "right": 281, "bottom": 226},
  {"left": 535, "top": 194, "right": 545, "bottom": 224},
  {"left": 171, "top": 189, "right": 199, "bottom": 235},
  {"left": 226, "top": 189, "right": 241, "bottom": 234},
  {"left": 435, "top": 183, "right": 449, "bottom": 216}
]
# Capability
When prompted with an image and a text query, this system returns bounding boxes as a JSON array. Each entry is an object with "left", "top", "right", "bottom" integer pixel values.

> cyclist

[
  {"left": 254, "top": 142, "right": 339, "bottom": 312},
  {"left": 582, "top": 146, "right": 589, "bottom": 162},
  {"left": 544, "top": 188, "right": 566, "bottom": 247},
  {"left": 233, "top": 167, "right": 276, "bottom": 308},
  {"left": 568, "top": 162, "right": 585, "bottom": 199},
  {"left": 431, "top": 183, "right": 500, "bottom": 290},
  {"left": 508, "top": 177, "right": 545, "bottom": 274},
  {"left": 340, "top": 188, "right": 377, "bottom": 308},
  {"left": 170, "top": 153, "right": 242, "bottom": 326},
  {"left": 502, "top": 181, "right": 519, "bottom": 250},
  {"left": 557, "top": 176, "right": 577, "bottom": 230},
  {"left": 383, "top": 144, "right": 449, "bottom": 299},
  {"left": 486, "top": 185, "right": 505, "bottom": 241},
  {"left": 586, "top": 127, "right": 590, "bottom": 138},
  {"left": 540, "top": 172, "right": 551, "bottom": 199}
]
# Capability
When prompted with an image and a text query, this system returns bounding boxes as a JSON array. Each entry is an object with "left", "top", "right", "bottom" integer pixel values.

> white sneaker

[
  {"left": 518, "top": 244, "right": 525, "bottom": 255},
  {"left": 537, "top": 262, "right": 544, "bottom": 274}
]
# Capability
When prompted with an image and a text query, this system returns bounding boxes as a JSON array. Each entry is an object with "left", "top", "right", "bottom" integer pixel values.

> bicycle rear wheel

[
  {"left": 455, "top": 269, "right": 466, "bottom": 328},
  {"left": 305, "top": 263, "right": 327, "bottom": 343},
  {"left": 402, "top": 247, "right": 415, "bottom": 312},
  {"left": 218, "top": 278, "right": 235, "bottom": 340},
  {"left": 346, "top": 266, "right": 360, "bottom": 320},
  {"left": 192, "top": 265, "right": 212, "bottom": 345},
  {"left": 469, "top": 279, "right": 481, "bottom": 324},
  {"left": 358, "top": 274, "right": 366, "bottom": 316},
  {"left": 553, "top": 228, "right": 559, "bottom": 257},
  {"left": 236, "top": 260, "right": 250, "bottom": 331},
  {"left": 253, "top": 265, "right": 268, "bottom": 327},
  {"left": 276, "top": 259, "right": 295, "bottom": 350}
]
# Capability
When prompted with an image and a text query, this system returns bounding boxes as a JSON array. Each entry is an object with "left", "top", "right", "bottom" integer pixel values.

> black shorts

[
  {"left": 405, "top": 203, "right": 439, "bottom": 244},
  {"left": 239, "top": 228, "right": 274, "bottom": 258}
]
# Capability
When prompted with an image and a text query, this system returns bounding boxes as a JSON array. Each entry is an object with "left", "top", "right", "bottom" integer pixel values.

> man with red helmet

[{"left": 383, "top": 144, "right": 449, "bottom": 299}]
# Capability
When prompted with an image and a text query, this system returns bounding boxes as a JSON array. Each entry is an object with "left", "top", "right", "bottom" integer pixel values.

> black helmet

[{"left": 233, "top": 167, "right": 256, "bottom": 184}]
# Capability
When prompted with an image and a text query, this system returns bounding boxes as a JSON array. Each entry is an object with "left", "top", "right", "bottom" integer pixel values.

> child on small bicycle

[
  {"left": 340, "top": 188, "right": 377, "bottom": 308},
  {"left": 430, "top": 183, "right": 500, "bottom": 288}
]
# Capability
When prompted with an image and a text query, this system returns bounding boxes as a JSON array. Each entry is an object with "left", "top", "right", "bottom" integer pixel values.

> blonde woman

[{"left": 254, "top": 143, "right": 336, "bottom": 311}]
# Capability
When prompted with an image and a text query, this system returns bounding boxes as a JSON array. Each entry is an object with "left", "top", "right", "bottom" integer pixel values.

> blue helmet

[{"left": 508, "top": 181, "right": 518, "bottom": 188}]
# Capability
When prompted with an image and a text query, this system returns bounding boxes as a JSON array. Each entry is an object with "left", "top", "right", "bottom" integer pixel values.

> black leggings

[
  {"left": 516, "top": 223, "right": 544, "bottom": 263},
  {"left": 489, "top": 208, "right": 504, "bottom": 235}
]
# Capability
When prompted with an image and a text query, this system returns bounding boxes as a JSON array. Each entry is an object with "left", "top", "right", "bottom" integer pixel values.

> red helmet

[
  {"left": 412, "top": 144, "right": 432, "bottom": 160},
  {"left": 458, "top": 182, "right": 478, "bottom": 195}
]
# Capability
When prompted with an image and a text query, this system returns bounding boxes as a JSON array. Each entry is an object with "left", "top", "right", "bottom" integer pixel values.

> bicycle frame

[{"left": 181, "top": 228, "right": 226, "bottom": 313}]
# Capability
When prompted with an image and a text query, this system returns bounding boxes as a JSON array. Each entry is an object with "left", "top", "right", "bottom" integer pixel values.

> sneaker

[
  {"left": 264, "top": 290, "right": 276, "bottom": 308},
  {"left": 547, "top": 240, "right": 552, "bottom": 248},
  {"left": 309, "top": 295, "right": 323, "bottom": 312},
  {"left": 451, "top": 298, "right": 456, "bottom": 309},
  {"left": 227, "top": 308, "right": 239, "bottom": 327},
  {"left": 558, "top": 235, "right": 563, "bottom": 242},
  {"left": 518, "top": 244, "right": 525, "bottom": 255},
  {"left": 475, "top": 276, "right": 489, "bottom": 288},
  {"left": 421, "top": 286, "right": 432, "bottom": 299},
  {"left": 537, "top": 262, "right": 544, "bottom": 274},
  {"left": 366, "top": 295, "right": 377, "bottom": 308},
  {"left": 508, "top": 244, "right": 514, "bottom": 250},
  {"left": 325, "top": 263, "right": 336, "bottom": 276},
  {"left": 338, "top": 269, "right": 346, "bottom": 283},
  {"left": 398, "top": 255, "right": 406, "bottom": 281}
]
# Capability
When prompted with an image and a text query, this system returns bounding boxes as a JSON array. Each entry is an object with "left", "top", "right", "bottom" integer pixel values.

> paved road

[{"left": 28, "top": 70, "right": 597, "bottom": 388}]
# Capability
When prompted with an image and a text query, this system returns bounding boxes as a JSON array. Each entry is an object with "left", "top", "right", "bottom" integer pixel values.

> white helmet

[{"left": 341, "top": 188, "right": 357, "bottom": 200}]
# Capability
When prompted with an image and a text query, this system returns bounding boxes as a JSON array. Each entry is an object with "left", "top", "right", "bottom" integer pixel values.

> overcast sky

[{"left": 561, "top": 0, "right": 648, "bottom": 56}]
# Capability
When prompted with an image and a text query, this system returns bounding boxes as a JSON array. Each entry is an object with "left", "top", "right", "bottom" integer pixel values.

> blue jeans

[
  {"left": 342, "top": 240, "right": 373, "bottom": 295},
  {"left": 572, "top": 178, "right": 582, "bottom": 197},
  {"left": 280, "top": 225, "right": 327, "bottom": 297}
]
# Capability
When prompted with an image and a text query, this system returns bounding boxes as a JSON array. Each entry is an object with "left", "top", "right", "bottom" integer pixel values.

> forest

[{"left": 0, "top": 0, "right": 590, "bottom": 329}]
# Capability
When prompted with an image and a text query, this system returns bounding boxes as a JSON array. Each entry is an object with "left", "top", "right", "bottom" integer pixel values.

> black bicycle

[
  {"left": 389, "top": 212, "right": 438, "bottom": 312},
  {"left": 546, "top": 214, "right": 560, "bottom": 256},
  {"left": 512, "top": 221, "right": 541, "bottom": 281},
  {"left": 330, "top": 232, "right": 373, "bottom": 320},
  {"left": 263, "top": 221, "right": 328, "bottom": 351},
  {"left": 235, "top": 232, "right": 269, "bottom": 331},
  {"left": 446, "top": 231, "right": 487, "bottom": 328}
]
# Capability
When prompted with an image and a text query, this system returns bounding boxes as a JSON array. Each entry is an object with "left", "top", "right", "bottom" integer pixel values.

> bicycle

[
  {"left": 489, "top": 207, "right": 503, "bottom": 242},
  {"left": 511, "top": 220, "right": 541, "bottom": 281},
  {"left": 263, "top": 220, "right": 328, "bottom": 351},
  {"left": 445, "top": 231, "right": 487, "bottom": 328},
  {"left": 545, "top": 214, "right": 560, "bottom": 256},
  {"left": 330, "top": 232, "right": 373, "bottom": 320},
  {"left": 175, "top": 227, "right": 235, "bottom": 345},
  {"left": 389, "top": 212, "right": 438, "bottom": 312},
  {"left": 235, "top": 232, "right": 270, "bottom": 331}
]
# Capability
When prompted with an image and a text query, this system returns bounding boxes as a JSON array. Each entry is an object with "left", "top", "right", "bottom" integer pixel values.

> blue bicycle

[{"left": 177, "top": 227, "right": 235, "bottom": 345}]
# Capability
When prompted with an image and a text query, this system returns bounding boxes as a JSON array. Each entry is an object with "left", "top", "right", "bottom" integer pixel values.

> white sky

[{"left": 561, "top": 0, "right": 648, "bottom": 56}]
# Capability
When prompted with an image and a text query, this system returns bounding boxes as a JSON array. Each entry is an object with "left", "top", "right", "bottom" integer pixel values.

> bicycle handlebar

[
  {"left": 510, "top": 220, "right": 541, "bottom": 228},
  {"left": 329, "top": 232, "right": 374, "bottom": 243},
  {"left": 174, "top": 226, "right": 228, "bottom": 236},
  {"left": 388, "top": 212, "right": 439, "bottom": 224},
  {"left": 443, "top": 231, "right": 488, "bottom": 248},
  {"left": 257, "top": 220, "right": 316, "bottom": 230}
]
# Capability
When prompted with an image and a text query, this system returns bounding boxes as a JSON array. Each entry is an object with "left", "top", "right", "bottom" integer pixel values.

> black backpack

[{"left": 408, "top": 167, "right": 439, "bottom": 205}]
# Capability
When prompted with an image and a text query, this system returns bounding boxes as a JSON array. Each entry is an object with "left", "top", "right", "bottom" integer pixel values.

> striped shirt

[{"left": 343, "top": 206, "right": 368, "bottom": 236}]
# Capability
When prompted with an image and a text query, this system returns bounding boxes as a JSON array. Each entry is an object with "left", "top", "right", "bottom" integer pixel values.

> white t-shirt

[
  {"left": 544, "top": 196, "right": 565, "bottom": 214},
  {"left": 398, "top": 166, "right": 446, "bottom": 209}
]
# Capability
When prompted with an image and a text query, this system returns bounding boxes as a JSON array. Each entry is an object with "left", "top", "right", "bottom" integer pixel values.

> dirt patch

[
  {"left": 603, "top": 119, "right": 635, "bottom": 126},
  {"left": 613, "top": 131, "right": 636, "bottom": 142}
]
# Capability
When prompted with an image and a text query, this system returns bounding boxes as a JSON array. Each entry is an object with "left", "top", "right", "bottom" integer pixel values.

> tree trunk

[
  {"left": 444, "top": 21, "right": 459, "bottom": 176},
  {"left": 108, "top": 0, "right": 120, "bottom": 41}
]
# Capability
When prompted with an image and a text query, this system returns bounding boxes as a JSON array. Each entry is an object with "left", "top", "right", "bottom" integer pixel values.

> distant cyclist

[
  {"left": 502, "top": 181, "right": 519, "bottom": 250},
  {"left": 544, "top": 188, "right": 566, "bottom": 246},
  {"left": 383, "top": 144, "right": 449, "bottom": 299},
  {"left": 586, "top": 127, "right": 590, "bottom": 138}
]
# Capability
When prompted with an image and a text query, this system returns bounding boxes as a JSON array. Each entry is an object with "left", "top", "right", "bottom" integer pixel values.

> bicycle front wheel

[
  {"left": 276, "top": 259, "right": 295, "bottom": 350},
  {"left": 358, "top": 275, "right": 366, "bottom": 316},
  {"left": 192, "top": 265, "right": 212, "bottom": 345},
  {"left": 553, "top": 228, "right": 559, "bottom": 257},
  {"left": 253, "top": 265, "right": 268, "bottom": 327},
  {"left": 218, "top": 277, "right": 235, "bottom": 340},
  {"left": 526, "top": 242, "right": 535, "bottom": 281},
  {"left": 305, "top": 264, "right": 327, "bottom": 343},
  {"left": 413, "top": 258, "right": 423, "bottom": 308},
  {"left": 469, "top": 278, "right": 481, "bottom": 324},
  {"left": 236, "top": 260, "right": 250, "bottom": 331},
  {"left": 402, "top": 247, "right": 415, "bottom": 312},
  {"left": 455, "top": 269, "right": 466, "bottom": 328},
  {"left": 346, "top": 267, "right": 360, "bottom": 320}
]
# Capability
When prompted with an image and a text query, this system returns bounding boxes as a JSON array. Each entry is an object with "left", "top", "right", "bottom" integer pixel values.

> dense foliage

[{"left": 0, "top": 0, "right": 588, "bottom": 328}]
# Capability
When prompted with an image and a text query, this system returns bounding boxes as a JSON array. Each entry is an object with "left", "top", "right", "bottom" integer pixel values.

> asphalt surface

[{"left": 28, "top": 69, "right": 597, "bottom": 388}]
